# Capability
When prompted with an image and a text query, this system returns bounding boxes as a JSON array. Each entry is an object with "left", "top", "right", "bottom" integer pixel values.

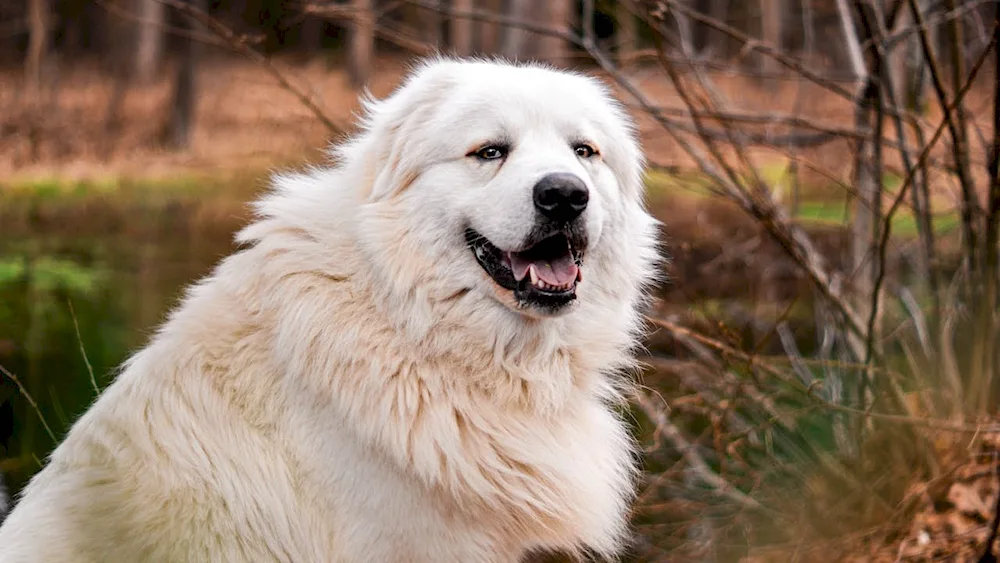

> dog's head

[{"left": 346, "top": 58, "right": 659, "bottom": 321}]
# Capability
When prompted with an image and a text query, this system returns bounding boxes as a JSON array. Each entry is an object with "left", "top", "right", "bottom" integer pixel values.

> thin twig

[
  {"left": 0, "top": 363, "right": 56, "bottom": 443},
  {"left": 67, "top": 300, "right": 98, "bottom": 396}
]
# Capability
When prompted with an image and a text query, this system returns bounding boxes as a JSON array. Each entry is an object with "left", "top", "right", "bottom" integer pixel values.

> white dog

[{"left": 0, "top": 58, "right": 660, "bottom": 562}]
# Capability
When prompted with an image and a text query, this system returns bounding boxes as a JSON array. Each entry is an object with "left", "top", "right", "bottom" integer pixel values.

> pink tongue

[{"left": 509, "top": 254, "right": 578, "bottom": 285}]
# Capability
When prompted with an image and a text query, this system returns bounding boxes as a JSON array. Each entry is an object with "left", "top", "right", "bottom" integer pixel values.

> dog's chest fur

[
  {"left": 281, "top": 374, "right": 632, "bottom": 561},
  {"left": 253, "top": 257, "right": 636, "bottom": 561}
]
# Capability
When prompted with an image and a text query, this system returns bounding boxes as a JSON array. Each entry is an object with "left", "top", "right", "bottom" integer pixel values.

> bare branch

[{"left": 0, "top": 363, "right": 56, "bottom": 443}]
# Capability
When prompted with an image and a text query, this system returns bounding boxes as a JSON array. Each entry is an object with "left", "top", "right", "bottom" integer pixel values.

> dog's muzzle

[{"left": 466, "top": 173, "right": 590, "bottom": 314}]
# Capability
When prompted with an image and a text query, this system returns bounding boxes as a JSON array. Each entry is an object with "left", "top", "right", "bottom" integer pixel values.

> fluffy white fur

[
  {"left": 0, "top": 475, "right": 6, "bottom": 525},
  {"left": 0, "top": 58, "right": 660, "bottom": 562}
]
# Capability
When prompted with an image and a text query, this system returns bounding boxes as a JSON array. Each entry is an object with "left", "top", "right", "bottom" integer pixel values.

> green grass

[
  {"left": 2, "top": 166, "right": 964, "bottom": 242},
  {"left": 0, "top": 169, "right": 270, "bottom": 202},
  {"left": 0, "top": 257, "right": 107, "bottom": 295}
]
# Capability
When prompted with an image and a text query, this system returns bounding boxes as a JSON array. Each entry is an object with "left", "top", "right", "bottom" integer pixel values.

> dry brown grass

[{"left": 1, "top": 55, "right": 411, "bottom": 180}]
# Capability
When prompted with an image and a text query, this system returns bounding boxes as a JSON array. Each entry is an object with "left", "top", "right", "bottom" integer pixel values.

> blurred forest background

[{"left": 2, "top": 0, "right": 1000, "bottom": 561}]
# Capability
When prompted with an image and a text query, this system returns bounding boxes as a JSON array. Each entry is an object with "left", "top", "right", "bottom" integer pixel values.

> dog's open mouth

[{"left": 466, "top": 227, "right": 584, "bottom": 311}]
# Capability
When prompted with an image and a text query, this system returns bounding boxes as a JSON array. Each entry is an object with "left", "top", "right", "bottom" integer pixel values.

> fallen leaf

[{"left": 949, "top": 482, "right": 993, "bottom": 521}]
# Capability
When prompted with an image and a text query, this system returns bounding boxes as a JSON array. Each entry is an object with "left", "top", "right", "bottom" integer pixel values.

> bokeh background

[{"left": 2, "top": 1, "right": 1000, "bottom": 561}]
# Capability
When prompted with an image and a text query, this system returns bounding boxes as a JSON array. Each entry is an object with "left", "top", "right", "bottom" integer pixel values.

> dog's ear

[{"left": 354, "top": 62, "right": 453, "bottom": 202}]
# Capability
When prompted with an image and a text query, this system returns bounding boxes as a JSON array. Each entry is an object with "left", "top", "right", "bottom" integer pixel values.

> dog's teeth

[{"left": 529, "top": 265, "right": 538, "bottom": 285}]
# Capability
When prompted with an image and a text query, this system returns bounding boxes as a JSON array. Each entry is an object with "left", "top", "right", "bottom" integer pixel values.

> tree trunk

[
  {"left": 835, "top": 0, "right": 865, "bottom": 79},
  {"left": 707, "top": 0, "right": 732, "bottom": 58},
  {"left": 300, "top": 15, "right": 326, "bottom": 51},
  {"left": 347, "top": 0, "right": 374, "bottom": 88},
  {"left": 230, "top": 0, "right": 248, "bottom": 24},
  {"left": 536, "top": 0, "right": 572, "bottom": 65},
  {"left": 888, "top": 0, "right": 932, "bottom": 112},
  {"left": 25, "top": 0, "right": 50, "bottom": 95},
  {"left": 100, "top": 67, "right": 131, "bottom": 159},
  {"left": 166, "top": 0, "right": 204, "bottom": 150},
  {"left": 134, "top": 0, "right": 165, "bottom": 84},
  {"left": 418, "top": 1, "right": 443, "bottom": 48},
  {"left": 475, "top": 0, "right": 504, "bottom": 54},
  {"left": 887, "top": 0, "right": 934, "bottom": 297},
  {"left": 759, "top": 0, "right": 783, "bottom": 73},
  {"left": 500, "top": 0, "right": 535, "bottom": 60},
  {"left": 616, "top": 0, "right": 638, "bottom": 65},
  {"left": 850, "top": 94, "right": 877, "bottom": 323},
  {"left": 833, "top": 0, "right": 872, "bottom": 373},
  {"left": 95, "top": 1, "right": 133, "bottom": 156},
  {"left": 800, "top": 0, "right": 815, "bottom": 60},
  {"left": 450, "top": 0, "right": 474, "bottom": 56}
]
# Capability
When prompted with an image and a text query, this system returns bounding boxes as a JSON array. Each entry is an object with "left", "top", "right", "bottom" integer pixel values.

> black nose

[{"left": 532, "top": 173, "right": 589, "bottom": 223}]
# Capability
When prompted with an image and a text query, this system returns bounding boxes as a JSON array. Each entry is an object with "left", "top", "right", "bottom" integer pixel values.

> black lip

[{"left": 465, "top": 226, "right": 586, "bottom": 312}]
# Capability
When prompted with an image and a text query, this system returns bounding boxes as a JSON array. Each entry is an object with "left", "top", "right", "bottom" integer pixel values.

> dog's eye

[
  {"left": 573, "top": 144, "right": 597, "bottom": 158},
  {"left": 471, "top": 145, "right": 508, "bottom": 161}
]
